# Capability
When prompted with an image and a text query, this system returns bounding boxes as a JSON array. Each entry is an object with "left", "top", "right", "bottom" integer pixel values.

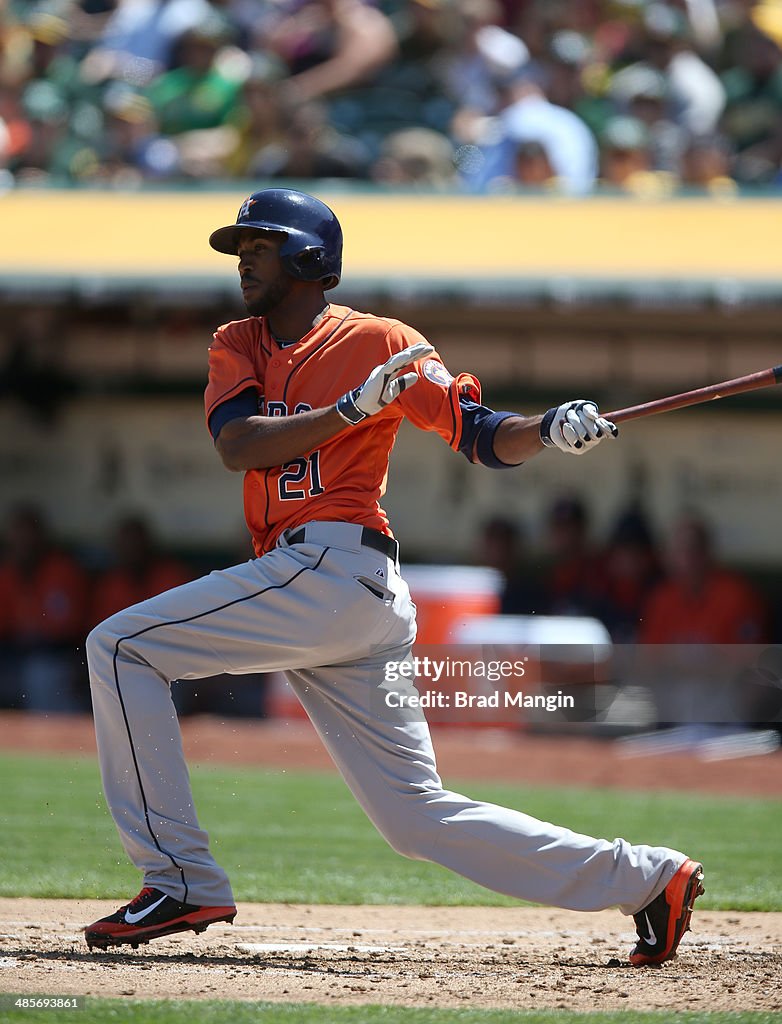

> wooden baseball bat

[{"left": 607, "top": 365, "right": 782, "bottom": 424}]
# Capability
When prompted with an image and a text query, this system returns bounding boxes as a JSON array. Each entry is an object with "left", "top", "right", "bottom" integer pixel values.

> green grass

[
  {"left": 1, "top": 1003, "right": 781, "bottom": 1024},
  {"left": 0, "top": 753, "right": 779, "bottom": 909}
]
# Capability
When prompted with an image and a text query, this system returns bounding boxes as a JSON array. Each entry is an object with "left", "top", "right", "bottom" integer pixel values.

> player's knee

[
  {"left": 377, "top": 809, "right": 438, "bottom": 862},
  {"left": 86, "top": 613, "right": 128, "bottom": 670},
  {"left": 85, "top": 622, "right": 110, "bottom": 668},
  {"left": 385, "top": 832, "right": 434, "bottom": 861}
]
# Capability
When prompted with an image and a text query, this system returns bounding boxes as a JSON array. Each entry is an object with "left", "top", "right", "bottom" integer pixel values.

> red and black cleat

[
  {"left": 629, "top": 858, "right": 705, "bottom": 966},
  {"left": 84, "top": 887, "right": 236, "bottom": 950}
]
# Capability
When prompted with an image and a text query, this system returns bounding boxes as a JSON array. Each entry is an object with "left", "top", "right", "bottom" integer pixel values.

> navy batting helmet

[{"left": 209, "top": 188, "right": 342, "bottom": 289}]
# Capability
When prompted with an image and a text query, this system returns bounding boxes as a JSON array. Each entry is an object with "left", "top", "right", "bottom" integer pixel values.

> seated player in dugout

[{"left": 84, "top": 189, "right": 704, "bottom": 965}]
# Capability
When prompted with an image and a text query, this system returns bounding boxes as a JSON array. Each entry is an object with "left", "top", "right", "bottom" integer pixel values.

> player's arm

[
  {"left": 215, "top": 404, "right": 347, "bottom": 471},
  {"left": 389, "top": 324, "right": 617, "bottom": 464},
  {"left": 205, "top": 329, "right": 344, "bottom": 470},
  {"left": 212, "top": 342, "right": 433, "bottom": 471},
  {"left": 484, "top": 413, "right": 545, "bottom": 464},
  {"left": 397, "top": 352, "right": 617, "bottom": 466},
  {"left": 471, "top": 401, "right": 619, "bottom": 466}
]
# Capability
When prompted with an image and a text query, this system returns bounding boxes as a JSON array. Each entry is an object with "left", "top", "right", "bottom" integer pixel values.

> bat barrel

[{"left": 608, "top": 365, "right": 782, "bottom": 424}]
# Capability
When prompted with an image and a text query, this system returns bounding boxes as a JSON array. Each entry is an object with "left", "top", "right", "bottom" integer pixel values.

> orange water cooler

[{"left": 402, "top": 565, "right": 502, "bottom": 643}]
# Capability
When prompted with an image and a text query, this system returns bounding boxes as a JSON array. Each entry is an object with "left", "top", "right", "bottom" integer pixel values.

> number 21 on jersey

[{"left": 267, "top": 400, "right": 326, "bottom": 501}]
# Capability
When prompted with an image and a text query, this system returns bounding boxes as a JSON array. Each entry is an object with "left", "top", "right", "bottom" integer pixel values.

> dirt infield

[
  {"left": 1, "top": 712, "right": 780, "bottom": 797},
  {"left": 1, "top": 899, "right": 781, "bottom": 1011},
  {"left": 2, "top": 714, "right": 780, "bottom": 1011}
]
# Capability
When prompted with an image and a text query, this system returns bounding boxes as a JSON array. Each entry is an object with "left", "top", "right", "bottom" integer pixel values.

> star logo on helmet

[{"left": 238, "top": 197, "right": 257, "bottom": 221}]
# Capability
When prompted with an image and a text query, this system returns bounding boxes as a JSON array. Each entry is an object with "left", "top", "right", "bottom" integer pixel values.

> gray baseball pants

[{"left": 86, "top": 520, "right": 686, "bottom": 914}]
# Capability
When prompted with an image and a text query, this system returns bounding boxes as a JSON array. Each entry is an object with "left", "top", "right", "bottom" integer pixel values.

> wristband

[
  {"left": 336, "top": 389, "right": 367, "bottom": 426},
  {"left": 539, "top": 407, "right": 558, "bottom": 447}
]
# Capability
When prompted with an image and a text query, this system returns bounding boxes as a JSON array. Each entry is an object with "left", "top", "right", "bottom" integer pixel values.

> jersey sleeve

[
  {"left": 388, "top": 323, "right": 482, "bottom": 451},
  {"left": 204, "top": 321, "right": 263, "bottom": 428}
]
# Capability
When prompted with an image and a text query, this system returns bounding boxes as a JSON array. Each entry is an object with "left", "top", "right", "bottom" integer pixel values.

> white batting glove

[
  {"left": 336, "top": 342, "right": 434, "bottom": 425},
  {"left": 539, "top": 400, "right": 618, "bottom": 455}
]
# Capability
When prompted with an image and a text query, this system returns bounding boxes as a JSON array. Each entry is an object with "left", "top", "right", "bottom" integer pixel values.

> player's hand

[
  {"left": 336, "top": 342, "right": 434, "bottom": 425},
  {"left": 539, "top": 400, "right": 618, "bottom": 455}
]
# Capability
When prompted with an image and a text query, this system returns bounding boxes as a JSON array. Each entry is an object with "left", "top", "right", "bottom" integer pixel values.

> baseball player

[{"left": 84, "top": 189, "right": 703, "bottom": 964}]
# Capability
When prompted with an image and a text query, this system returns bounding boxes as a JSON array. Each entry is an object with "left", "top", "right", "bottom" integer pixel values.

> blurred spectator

[
  {"left": 222, "top": 55, "right": 288, "bottom": 177},
  {"left": 476, "top": 515, "right": 542, "bottom": 615},
  {"left": 680, "top": 133, "right": 738, "bottom": 194},
  {"left": 11, "top": 80, "right": 74, "bottom": 181},
  {"left": 599, "top": 115, "right": 676, "bottom": 195},
  {"left": 98, "top": 85, "right": 180, "bottom": 182},
  {"left": 683, "top": 0, "right": 722, "bottom": 54},
  {"left": 0, "top": 504, "right": 88, "bottom": 711},
  {"left": 386, "top": 0, "right": 456, "bottom": 130},
  {"left": 595, "top": 506, "right": 661, "bottom": 643},
  {"left": 512, "top": 138, "right": 558, "bottom": 188},
  {"left": 751, "top": 0, "right": 782, "bottom": 50},
  {"left": 80, "top": 0, "right": 219, "bottom": 87},
  {"left": 545, "top": 27, "right": 613, "bottom": 139},
  {"left": 470, "top": 72, "right": 598, "bottom": 194},
  {"left": 637, "top": 3, "right": 726, "bottom": 137},
  {"left": 18, "top": 9, "right": 81, "bottom": 91},
  {"left": 600, "top": 114, "right": 650, "bottom": 184},
  {"left": 262, "top": 0, "right": 399, "bottom": 105},
  {"left": 391, "top": 0, "right": 454, "bottom": 68},
  {"left": 720, "top": 23, "right": 782, "bottom": 184},
  {"left": 445, "top": 0, "right": 530, "bottom": 144},
  {"left": 636, "top": 513, "right": 769, "bottom": 729},
  {"left": 639, "top": 514, "right": 768, "bottom": 644},
  {"left": 260, "top": 100, "right": 371, "bottom": 179},
  {"left": 608, "top": 62, "right": 685, "bottom": 173},
  {"left": 323, "top": 0, "right": 454, "bottom": 156},
  {"left": 542, "top": 495, "right": 606, "bottom": 618},
  {"left": 225, "top": 38, "right": 373, "bottom": 179},
  {"left": 146, "top": 16, "right": 242, "bottom": 136},
  {"left": 90, "top": 514, "right": 192, "bottom": 626},
  {"left": 372, "top": 127, "right": 456, "bottom": 187},
  {"left": 546, "top": 29, "right": 592, "bottom": 111}
]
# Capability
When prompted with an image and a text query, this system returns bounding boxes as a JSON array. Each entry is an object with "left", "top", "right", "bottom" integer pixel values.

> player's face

[{"left": 237, "top": 231, "right": 294, "bottom": 316}]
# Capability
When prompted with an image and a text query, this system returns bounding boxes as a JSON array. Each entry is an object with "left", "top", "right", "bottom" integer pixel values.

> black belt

[{"left": 287, "top": 525, "right": 399, "bottom": 562}]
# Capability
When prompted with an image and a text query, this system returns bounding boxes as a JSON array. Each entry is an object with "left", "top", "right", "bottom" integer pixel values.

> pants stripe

[{"left": 109, "top": 547, "right": 330, "bottom": 901}]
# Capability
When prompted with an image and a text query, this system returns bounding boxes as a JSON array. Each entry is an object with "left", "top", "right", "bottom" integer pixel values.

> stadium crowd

[{"left": 1, "top": 0, "right": 782, "bottom": 193}]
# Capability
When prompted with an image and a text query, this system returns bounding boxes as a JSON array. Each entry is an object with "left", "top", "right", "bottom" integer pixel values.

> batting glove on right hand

[
  {"left": 539, "top": 400, "right": 618, "bottom": 455},
  {"left": 336, "top": 342, "right": 434, "bottom": 425}
]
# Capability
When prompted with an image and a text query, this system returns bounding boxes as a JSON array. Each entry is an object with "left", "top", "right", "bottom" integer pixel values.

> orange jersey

[
  {"left": 0, "top": 551, "right": 88, "bottom": 644},
  {"left": 639, "top": 570, "right": 767, "bottom": 644},
  {"left": 205, "top": 303, "right": 480, "bottom": 556}
]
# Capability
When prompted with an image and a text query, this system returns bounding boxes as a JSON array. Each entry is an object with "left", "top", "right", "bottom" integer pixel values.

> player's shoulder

[
  {"left": 337, "top": 305, "right": 427, "bottom": 348},
  {"left": 213, "top": 316, "right": 263, "bottom": 348},
  {"left": 341, "top": 305, "right": 409, "bottom": 334}
]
